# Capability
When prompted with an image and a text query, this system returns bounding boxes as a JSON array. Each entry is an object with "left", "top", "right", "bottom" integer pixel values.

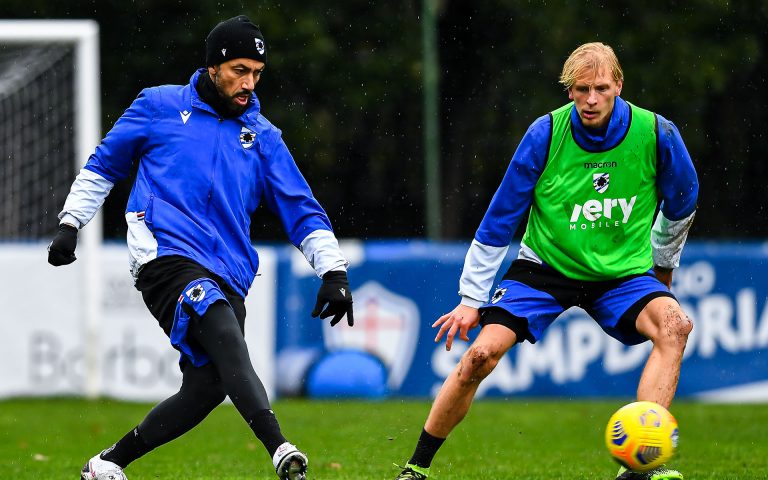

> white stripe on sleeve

[
  {"left": 58, "top": 168, "right": 114, "bottom": 228},
  {"left": 299, "top": 229, "right": 349, "bottom": 278},
  {"left": 651, "top": 210, "right": 696, "bottom": 269},
  {"left": 459, "top": 239, "right": 510, "bottom": 307}
]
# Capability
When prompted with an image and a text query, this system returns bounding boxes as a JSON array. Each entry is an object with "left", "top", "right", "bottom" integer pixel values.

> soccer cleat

[
  {"left": 616, "top": 466, "right": 683, "bottom": 480},
  {"left": 80, "top": 453, "right": 127, "bottom": 480},
  {"left": 394, "top": 463, "right": 430, "bottom": 479},
  {"left": 273, "top": 442, "right": 308, "bottom": 480}
]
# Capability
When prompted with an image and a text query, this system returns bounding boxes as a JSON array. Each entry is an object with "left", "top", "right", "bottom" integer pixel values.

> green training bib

[{"left": 522, "top": 102, "right": 659, "bottom": 280}]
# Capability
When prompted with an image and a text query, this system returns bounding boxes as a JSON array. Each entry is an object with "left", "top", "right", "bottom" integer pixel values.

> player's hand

[
  {"left": 47, "top": 223, "right": 79, "bottom": 266},
  {"left": 433, "top": 303, "right": 480, "bottom": 351},
  {"left": 653, "top": 265, "right": 673, "bottom": 289},
  {"left": 312, "top": 270, "right": 354, "bottom": 327}
]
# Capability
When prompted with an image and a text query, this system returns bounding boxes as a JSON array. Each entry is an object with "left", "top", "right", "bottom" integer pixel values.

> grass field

[{"left": 1, "top": 397, "right": 766, "bottom": 479}]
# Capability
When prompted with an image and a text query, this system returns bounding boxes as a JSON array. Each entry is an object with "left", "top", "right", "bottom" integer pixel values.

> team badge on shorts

[
  {"left": 593, "top": 173, "right": 609, "bottom": 193},
  {"left": 491, "top": 287, "right": 507, "bottom": 304},
  {"left": 185, "top": 283, "right": 206, "bottom": 302},
  {"left": 240, "top": 127, "right": 255, "bottom": 149}
]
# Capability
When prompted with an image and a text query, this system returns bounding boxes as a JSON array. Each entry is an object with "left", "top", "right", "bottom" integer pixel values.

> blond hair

[{"left": 559, "top": 42, "right": 623, "bottom": 89}]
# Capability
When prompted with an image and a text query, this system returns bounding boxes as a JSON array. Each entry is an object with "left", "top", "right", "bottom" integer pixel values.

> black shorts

[{"left": 135, "top": 255, "right": 246, "bottom": 337}]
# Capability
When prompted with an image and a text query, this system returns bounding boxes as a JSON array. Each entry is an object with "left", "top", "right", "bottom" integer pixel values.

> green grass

[{"left": 1, "top": 397, "right": 766, "bottom": 479}]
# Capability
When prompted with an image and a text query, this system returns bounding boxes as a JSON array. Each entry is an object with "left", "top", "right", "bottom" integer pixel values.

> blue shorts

[{"left": 479, "top": 260, "right": 676, "bottom": 346}]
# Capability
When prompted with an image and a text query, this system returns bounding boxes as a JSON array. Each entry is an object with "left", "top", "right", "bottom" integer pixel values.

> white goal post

[{"left": 0, "top": 20, "right": 103, "bottom": 398}]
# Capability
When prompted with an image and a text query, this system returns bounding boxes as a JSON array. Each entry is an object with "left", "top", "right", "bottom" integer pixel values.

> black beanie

[{"left": 205, "top": 15, "right": 266, "bottom": 66}]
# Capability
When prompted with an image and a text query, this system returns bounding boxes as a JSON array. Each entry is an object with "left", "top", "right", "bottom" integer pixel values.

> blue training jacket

[{"left": 82, "top": 69, "right": 335, "bottom": 297}]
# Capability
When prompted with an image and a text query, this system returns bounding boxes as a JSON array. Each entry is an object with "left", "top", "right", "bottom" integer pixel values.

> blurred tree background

[{"left": 2, "top": 0, "right": 766, "bottom": 241}]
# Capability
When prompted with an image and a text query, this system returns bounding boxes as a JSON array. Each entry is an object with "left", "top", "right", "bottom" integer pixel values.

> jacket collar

[{"left": 569, "top": 96, "right": 630, "bottom": 151}]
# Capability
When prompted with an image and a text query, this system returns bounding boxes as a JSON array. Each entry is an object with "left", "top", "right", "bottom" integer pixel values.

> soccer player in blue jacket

[{"left": 48, "top": 16, "right": 352, "bottom": 480}]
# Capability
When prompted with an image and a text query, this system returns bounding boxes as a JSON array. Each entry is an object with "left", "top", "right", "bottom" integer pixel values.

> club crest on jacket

[{"left": 240, "top": 127, "right": 255, "bottom": 149}]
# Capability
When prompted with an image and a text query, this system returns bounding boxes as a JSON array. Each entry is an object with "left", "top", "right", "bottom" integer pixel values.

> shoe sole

[
  {"left": 287, "top": 459, "right": 306, "bottom": 480},
  {"left": 279, "top": 455, "right": 307, "bottom": 480}
]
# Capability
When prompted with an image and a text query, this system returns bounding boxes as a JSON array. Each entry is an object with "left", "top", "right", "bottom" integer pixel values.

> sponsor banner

[
  {"left": 0, "top": 244, "right": 276, "bottom": 401},
  {"left": 4, "top": 241, "right": 767, "bottom": 403},
  {"left": 275, "top": 241, "right": 768, "bottom": 401}
]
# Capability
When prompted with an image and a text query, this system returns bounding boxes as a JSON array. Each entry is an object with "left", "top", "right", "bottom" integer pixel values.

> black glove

[
  {"left": 47, "top": 224, "right": 79, "bottom": 266},
  {"left": 311, "top": 270, "right": 354, "bottom": 327}
]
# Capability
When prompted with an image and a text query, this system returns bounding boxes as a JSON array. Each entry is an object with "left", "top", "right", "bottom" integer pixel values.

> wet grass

[{"left": 1, "top": 397, "right": 765, "bottom": 479}]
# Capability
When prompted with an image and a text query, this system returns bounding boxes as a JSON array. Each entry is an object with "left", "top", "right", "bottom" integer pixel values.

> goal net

[
  {"left": 0, "top": 20, "right": 100, "bottom": 241},
  {"left": 0, "top": 43, "right": 77, "bottom": 239},
  {"left": 0, "top": 20, "right": 103, "bottom": 397}
]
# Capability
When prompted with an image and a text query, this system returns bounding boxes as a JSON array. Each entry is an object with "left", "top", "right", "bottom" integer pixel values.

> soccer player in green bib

[{"left": 395, "top": 43, "right": 697, "bottom": 480}]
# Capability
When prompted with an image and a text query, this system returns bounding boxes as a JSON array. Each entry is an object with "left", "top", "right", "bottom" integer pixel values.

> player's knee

[
  {"left": 181, "top": 363, "right": 226, "bottom": 406},
  {"left": 457, "top": 345, "right": 500, "bottom": 385},
  {"left": 654, "top": 306, "right": 692, "bottom": 349},
  {"left": 187, "top": 375, "right": 226, "bottom": 407},
  {"left": 678, "top": 312, "right": 693, "bottom": 337},
  {"left": 668, "top": 307, "right": 692, "bottom": 338},
  {"left": 199, "top": 384, "right": 227, "bottom": 408}
]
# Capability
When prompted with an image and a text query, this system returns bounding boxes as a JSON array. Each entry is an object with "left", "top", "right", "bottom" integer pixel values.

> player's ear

[
  {"left": 207, "top": 65, "right": 218, "bottom": 78},
  {"left": 616, "top": 79, "right": 623, "bottom": 96}
]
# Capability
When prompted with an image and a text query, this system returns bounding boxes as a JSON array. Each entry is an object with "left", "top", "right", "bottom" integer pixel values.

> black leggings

[
  {"left": 138, "top": 301, "right": 271, "bottom": 446},
  {"left": 110, "top": 256, "right": 288, "bottom": 466}
]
